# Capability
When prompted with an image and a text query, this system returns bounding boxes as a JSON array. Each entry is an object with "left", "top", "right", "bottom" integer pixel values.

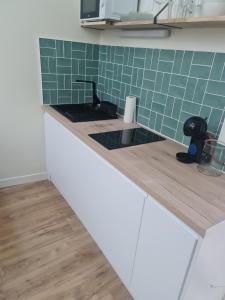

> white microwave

[{"left": 80, "top": 0, "right": 138, "bottom": 21}]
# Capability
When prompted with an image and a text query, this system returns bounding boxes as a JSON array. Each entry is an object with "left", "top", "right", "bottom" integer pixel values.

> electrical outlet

[{"left": 219, "top": 119, "right": 225, "bottom": 143}]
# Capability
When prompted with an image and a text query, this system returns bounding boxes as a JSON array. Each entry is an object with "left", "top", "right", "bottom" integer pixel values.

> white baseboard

[{"left": 0, "top": 172, "right": 48, "bottom": 188}]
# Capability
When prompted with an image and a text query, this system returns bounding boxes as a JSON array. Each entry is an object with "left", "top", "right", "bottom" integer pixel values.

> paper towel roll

[{"left": 124, "top": 96, "right": 136, "bottom": 124}]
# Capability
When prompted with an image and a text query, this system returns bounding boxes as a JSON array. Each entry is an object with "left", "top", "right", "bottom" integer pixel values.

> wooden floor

[{"left": 0, "top": 180, "right": 132, "bottom": 300}]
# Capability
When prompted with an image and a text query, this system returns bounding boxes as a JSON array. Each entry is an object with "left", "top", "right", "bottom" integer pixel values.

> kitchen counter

[{"left": 44, "top": 106, "right": 225, "bottom": 237}]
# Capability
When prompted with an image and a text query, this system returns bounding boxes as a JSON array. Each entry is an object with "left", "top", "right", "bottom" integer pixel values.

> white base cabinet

[
  {"left": 44, "top": 112, "right": 202, "bottom": 300},
  {"left": 44, "top": 113, "right": 146, "bottom": 288},
  {"left": 130, "top": 196, "right": 198, "bottom": 300}
]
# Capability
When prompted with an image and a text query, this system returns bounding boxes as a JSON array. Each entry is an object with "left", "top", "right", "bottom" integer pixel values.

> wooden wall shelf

[{"left": 81, "top": 16, "right": 225, "bottom": 30}]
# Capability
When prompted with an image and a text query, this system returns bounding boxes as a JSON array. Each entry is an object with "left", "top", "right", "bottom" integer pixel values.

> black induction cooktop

[{"left": 89, "top": 128, "right": 166, "bottom": 150}]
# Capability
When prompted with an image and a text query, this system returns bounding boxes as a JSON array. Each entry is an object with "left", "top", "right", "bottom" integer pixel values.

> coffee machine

[{"left": 176, "top": 116, "right": 209, "bottom": 164}]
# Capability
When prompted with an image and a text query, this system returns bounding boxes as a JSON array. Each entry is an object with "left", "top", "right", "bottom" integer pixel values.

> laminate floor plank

[{"left": 0, "top": 181, "right": 132, "bottom": 300}]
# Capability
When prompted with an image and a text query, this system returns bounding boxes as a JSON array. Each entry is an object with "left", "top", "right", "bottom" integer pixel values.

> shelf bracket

[{"left": 153, "top": 2, "right": 183, "bottom": 29}]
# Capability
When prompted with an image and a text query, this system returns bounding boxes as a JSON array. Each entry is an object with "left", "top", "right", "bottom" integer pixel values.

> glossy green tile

[
  {"left": 158, "top": 61, "right": 173, "bottom": 73},
  {"left": 161, "top": 73, "right": 171, "bottom": 94},
  {"left": 159, "top": 50, "right": 175, "bottom": 62},
  {"left": 40, "top": 47, "right": 56, "bottom": 57},
  {"left": 137, "top": 69, "right": 144, "bottom": 87},
  {"left": 56, "top": 40, "right": 64, "bottom": 57},
  {"left": 165, "top": 96, "right": 174, "bottom": 116},
  {"left": 169, "top": 85, "right": 185, "bottom": 98},
  {"left": 200, "top": 105, "right": 211, "bottom": 119},
  {"left": 130, "top": 86, "right": 141, "bottom": 97},
  {"left": 122, "top": 74, "right": 131, "bottom": 84},
  {"left": 134, "top": 57, "right": 145, "bottom": 68},
  {"left": 149, "top": 111, "right": 156, "bottom": 129},
  {"left": 152, "top": 102, "right": 165, "bottom": 114},
  {"left": 143, "top": 79, "right": 154, "bottom": 90},
  {"left": 40, "top": 57, "right": 49, "bottom": 73},
  {"left": 115, "top": 46, "right": 124, "bottom": 56},
  {"left": 153, "top": 92, "right": 167, "bottom": 105},
  {"left": 182, "top": 101, "right": 201, "bottom": 115},
  {"left": 190, "top": 65, "right": 211, "bottom": 79},
  {"left": 155, "top": 72, "right": 163, "bottom": 92},
  {"left": 173, "top": 50, "right": 184, "bottom": 74},
  {"left": 72, "top": 50, "right": 85, "bottom": 59},
  {"left": 155, "top": 114, "right": 163, "bottom": 132},
  {"left": 137, "top": 115, "right": 149, "bottom": 127},
  {"left": 78, "top": 60, "right": 85, "bottom": 75},
  {"left": 144, "top": 70, "right": 156, "bottom": 81},
  {"left": 64, "top": 41, "right": 72, "bottom": 58},
  {"left": 49, "top": 58, "right": 56, "bottom": 73},
  {"left": 139, "top": 107, "right": 150, "bottom": 118},
  {"left": 86, "top": 67, "right": 98, "bottom": 76},
  {"left": 192, "top": 51, "right": 214, "bottom": 65},
  {"left": 58, "top": 92, "right": 72, "bottom": 103},
  {"left": 193, "top": 79, "right": 207, "bottom": 104},
  {"left": 57, "top": 66, "right": 71, "bottom": 74},
  {"left": 151, "top": 49, "right": 160, "bottom": 70},
  {"left": 128, "top": 47, "right": 134, "bottom": 66},
  {"left": 207, "top": 81, "right": 225, "bottom": 96},
  {"left": 42, "top": 90, "right": 51, "bottom": 104},
  {"left": 175, "top": 122, "right": 184, "bottom": 143},
  {"left": 72, "top": 42, "right": 85, "bottom": 51},
  {"left": 65, "top": 75, "right": 72, "bottom": 89},
  {"left": 184, "top": 77, "right": 197, "bottom": 101},
  {"left": 172, "top": 98, "right": 182, "bottom": 119},
  {"left": 161, "top": 126, "right": 175, "bottom": 139},
  {"left": 57, "top": 75, "right": 64, "bottom": 89},
  {"left": 57, "top": 58, "right": 71, "bottom": 67},
  {"left": 135, "top": 48, "right": 146, "bottom": 58},
  {"left": 50, "top": 90, "right": 58, "bottom": 104},
  {"left": 123, "top": 47, "right": 129, "bottom": 66},
  {"left": 204, "top": 93, "right": 225, "bottom": 109},
  {"left": 146, "top": 90, "right": 153, "bottom": 109},
  {"left": 181, "top": 51, "right": 193, "bottom": 75},
  {"left": 131, "top": 68, "right": 138, "bottom": 86},
  {"left": 180, "top": 111, "right": 193, "bottom": 122},
  {"left": 210, "top": 53, "right": 225, "bottom": 80},
  {"left": 221, "top": 68, "right": 225, "bottom": 81},
  {"left": 86, "top": 44, "right": 93, "bottom": 60},
  {"left": 208, "top": 109, "right": 223, "bottom": 133},
  {"left": 163, "top": 116, "right": 177, "bottom": 129},
  {"left": 42, "top": 81, "right": 57, "bottom": 89},
  {"left": 171, "top": 74, "right": 187, "bottom": 88},
  {"left": 145, "top": 49, "right": 153, "bottom": 69},
  {"left": 115, "top": 55, "right": 124, "bottom": 64},
  {"left": 40, "top": 38, "right": 55, "bottom": 48},
  {"left": 42, "top": 74, "right": 56, "bottom": 82},
  {"left": 72, "top": 59, "right": 79, "bottom": 74}
]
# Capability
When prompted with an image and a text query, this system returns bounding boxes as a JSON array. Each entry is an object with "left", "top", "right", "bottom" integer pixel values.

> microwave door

[{"left": 81, "top": 0, "right": 100, "bottom": 19}]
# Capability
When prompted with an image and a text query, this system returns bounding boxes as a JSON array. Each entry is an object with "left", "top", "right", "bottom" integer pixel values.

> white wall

[
  {"left": 0, "top": 0, "right": 100, "bottom": 186},
  {"left": 100, "top": 28, "right": 225, "bottom": 53}
]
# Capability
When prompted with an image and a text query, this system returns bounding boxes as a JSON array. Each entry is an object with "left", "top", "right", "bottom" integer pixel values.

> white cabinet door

[
  {"left": 130, "top": 196, "right": 199, "bottom": 300},
  {"left": 44, "top": 113, "right": 146, "bottom": 288}
]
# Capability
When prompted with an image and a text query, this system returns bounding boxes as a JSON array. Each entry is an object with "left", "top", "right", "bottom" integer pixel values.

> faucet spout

[{"left": 76, "top": 80, "right": 100, "bottom": 107}]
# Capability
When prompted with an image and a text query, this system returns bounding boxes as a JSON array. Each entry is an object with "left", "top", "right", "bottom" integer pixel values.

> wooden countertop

[{"left": 44, "top": 106, "right": 225, "bottom": 237}]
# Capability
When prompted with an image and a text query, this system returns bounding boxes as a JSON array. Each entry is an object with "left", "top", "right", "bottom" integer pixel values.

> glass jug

[{"left": 197, "top": 139, "right": 225, "bottom": 177}]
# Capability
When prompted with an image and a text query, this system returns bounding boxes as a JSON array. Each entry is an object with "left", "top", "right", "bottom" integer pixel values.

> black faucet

[{"left": 76, "top": 80, "right": 100, "bottom": 107}]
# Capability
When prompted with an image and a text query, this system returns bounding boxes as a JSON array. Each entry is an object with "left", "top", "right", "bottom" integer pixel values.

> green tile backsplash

[
  {"left": 97, "top": 45, "right": 225, "bottom": 145},
  {"left": 39, "top": 38, "right": 225, "bottom": 146},
  {"left": 39, "top": 38, "right": 99, "bottom": 105}
]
